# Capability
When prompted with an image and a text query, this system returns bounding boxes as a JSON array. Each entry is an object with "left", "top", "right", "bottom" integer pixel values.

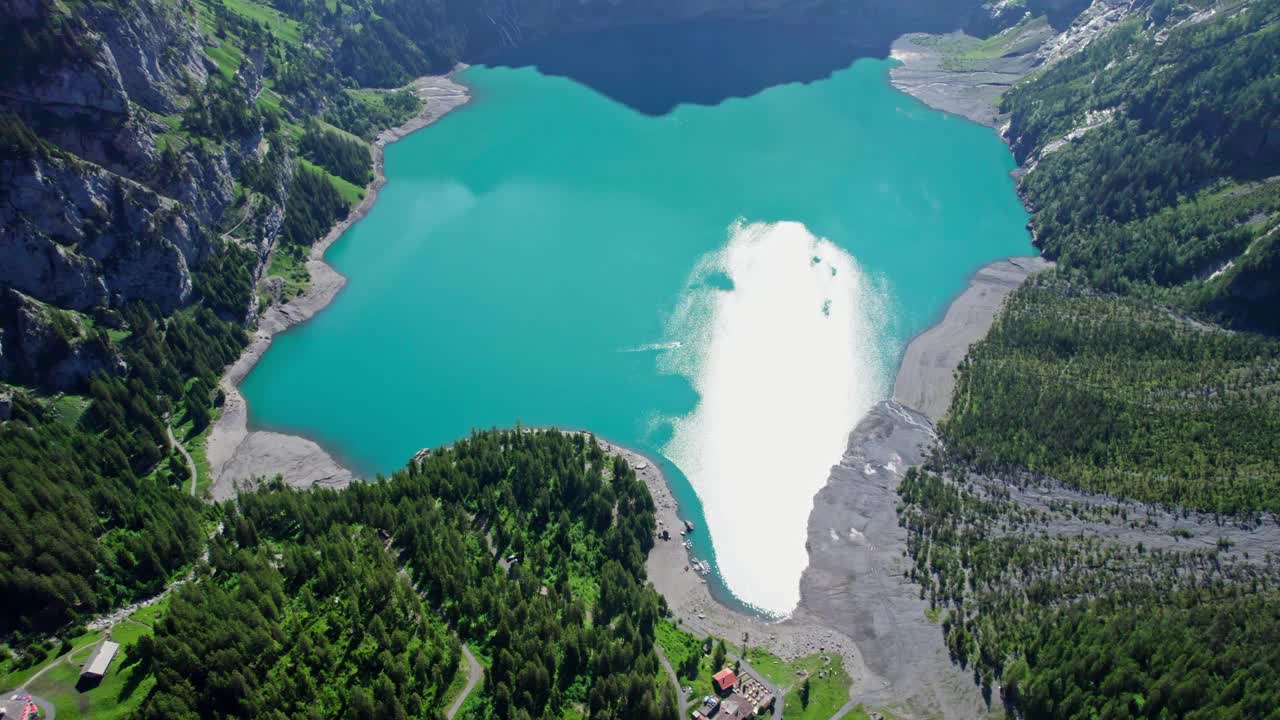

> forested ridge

[
  {"left": 133, "top": 430, "right": 678, "bottom": 720},
  {"left": 900, "top": 0, "right": 1280, "bottom": 716},
  {"left": 1, "top": 303, "right": 243, "bottom": 635},
  {"left": 1003, "top": 0, "right": 1280, "bottom": 331},
  {"left": 899, "top": 463, "right": 1280, "bottom": 718},
  {"left": 944, "top": 277, "right": 1280, "bottom": 513}
]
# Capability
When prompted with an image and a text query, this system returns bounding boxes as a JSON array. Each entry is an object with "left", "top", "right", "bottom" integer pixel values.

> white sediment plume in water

[{"left": 663, "top": 220, "right": 887, "bottom": 617}]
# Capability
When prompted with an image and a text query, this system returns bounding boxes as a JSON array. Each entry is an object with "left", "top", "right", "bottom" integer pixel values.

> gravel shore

[
  {"left": 800, "top": 401, "right": 983, "bottom": 718},
  {"left": 594, "top": 438, "right": 875, "bottom": 687},
  {"left": 888, "top": 29, "right": 1050, "bottom": 128},
  {"left": 893, "top": 256, "right": 1052, "bottom": 421},
  {"left": 207, "top": 71, "right": 471, "bottom": 501}
]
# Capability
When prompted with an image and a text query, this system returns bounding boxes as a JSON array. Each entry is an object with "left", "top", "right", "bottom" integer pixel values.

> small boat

[{"left": 684, "top": 520, "right": 695, "bottom": 532}]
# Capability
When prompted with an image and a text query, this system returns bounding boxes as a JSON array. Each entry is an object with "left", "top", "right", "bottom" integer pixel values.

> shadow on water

[{"left": 479, "top": 19, "right": 913, "bottom": 116}]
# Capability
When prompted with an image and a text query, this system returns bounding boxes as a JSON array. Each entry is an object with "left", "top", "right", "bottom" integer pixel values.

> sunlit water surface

[{"left": 243, "top": 49, "right": 1029, "bottom": 616}]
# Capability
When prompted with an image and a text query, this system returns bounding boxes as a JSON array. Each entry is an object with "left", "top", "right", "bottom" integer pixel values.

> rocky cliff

[
  {"left": 0, "top": 0, "right": 248, "bottom": 388},
  {"left": 0, "top": 289, "right": 126, "bottom": 391},
  {"left": 1, "top": 145, "right": 202, "bottom": 313}
]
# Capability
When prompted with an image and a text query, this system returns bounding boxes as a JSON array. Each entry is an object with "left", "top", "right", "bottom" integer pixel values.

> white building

[{"left": 81, "top": 641, "right": 121, "bottom": 680}]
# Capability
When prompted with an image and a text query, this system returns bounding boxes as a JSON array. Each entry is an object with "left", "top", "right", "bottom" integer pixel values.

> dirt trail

[
  {"left": 447, "top": 645, "right": 482, "bottom": 719},
  {"left": 655, "top": 646, "right": 688, "bottom": 717},
  {"left": 167, "top": 424, "right": 198, "bottom": 497}
]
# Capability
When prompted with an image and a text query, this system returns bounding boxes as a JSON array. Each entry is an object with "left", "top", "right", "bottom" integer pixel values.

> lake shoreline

[
  {"left": 630, "top": 37, "right": 1057, "bottom": 709},
  {"left": 202, "top": 49, "right": 1048, "bottom": 716},
  {"left": 618, "top": 254, "right": 1050, "bottom": 714},
  {"left": 593, "top": 436, "right": 875, "bottom": 688},
  {"left": 886, "top": 29, "right": 1049, "bottom": 129},
  {"left": 206, "top": 69, "right": 471, "bottom": 501},
  {"left": 193, "top": 34, "right": 1058, "bottom": 717},
  {"left": 893, "top": 255, "right": 1052, "bottom": 421}
]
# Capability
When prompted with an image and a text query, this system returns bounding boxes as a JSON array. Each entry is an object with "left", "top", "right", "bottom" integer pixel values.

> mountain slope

[{"left": 898, "top": 1, "right": 1280, "bottom": 716}]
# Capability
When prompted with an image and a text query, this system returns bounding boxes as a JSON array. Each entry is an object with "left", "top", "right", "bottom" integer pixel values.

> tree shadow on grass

[{"left": 116, "top": 659, "right": 148, "bottom": 703}]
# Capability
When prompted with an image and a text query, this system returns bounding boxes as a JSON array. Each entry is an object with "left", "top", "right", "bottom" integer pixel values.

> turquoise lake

[{"left": 242, "top": 51, "right": 1031, "bottom": 615}]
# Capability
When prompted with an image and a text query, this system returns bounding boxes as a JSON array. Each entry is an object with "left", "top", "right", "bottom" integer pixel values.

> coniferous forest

[
  {"left": 1, "top": 303, "right": 244, "bottom": 636},
  {"left": 899, "top": 0, "right": 1280, "bottom": 717},
  {"left": 135, "top": 430, "right": 677, "bottom": 720}
]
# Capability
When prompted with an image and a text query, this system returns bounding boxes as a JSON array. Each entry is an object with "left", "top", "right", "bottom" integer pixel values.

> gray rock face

[
  {"left": 0, "top": 0, "right": 244, "bottom": 395},
  {"left": 0, "top": 290, "right": 126, "bottom": 391},
  {"left": 0, "top": 0, "right": 154, "bottom": 176},
  {"left": 1, "top": 152, "right": 202, "bottom": 313},
  {"left": 154, "top": 144, "right": 236, "bottom": 232},
  {"left": 0, "top": 0, "right": 233, "bottom": 212},
  {"left": 84, "top": 0, "right": 208, "bottom": 115},
  {"left": 0, "top": 231, "right": 107, "bottom": 312}
]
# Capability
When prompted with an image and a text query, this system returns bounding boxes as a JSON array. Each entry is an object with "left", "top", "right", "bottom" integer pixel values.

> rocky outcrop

[
  {"left": 1033, "top": 0, "right": 1137, "bottom": 66},
  {"left": 0, "top": 290, "right": 126, "bottom": 391},
  {"left": 157, "top": 142, "right": 237, "bottom": 229},
  {"left": 1, "top": 149, "right": 203, "bottom": 313},
  {"left": 0, "top": 231, "right": 106, "bottom": 313},
  {"left": 83, "top": 0, "right": 208, "bottom": 115},
  {"left": 0, "top": 0, "right": 235, "bottom": 221},
  {"left": 0, "top": 0, "right": 158, "bottom": 178}
]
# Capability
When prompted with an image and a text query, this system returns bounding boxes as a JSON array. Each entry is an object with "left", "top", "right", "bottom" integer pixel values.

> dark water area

[{"left": 483, "top": 20, "right": 892, "bottom": 116}]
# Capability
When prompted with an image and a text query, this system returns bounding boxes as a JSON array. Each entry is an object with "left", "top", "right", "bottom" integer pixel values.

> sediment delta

[
  {"left": 631, "top": 255, "right": 1051, "bottom": 718},
  {"left": 663, "top": 220, "right": 887, "bottom": 617}
]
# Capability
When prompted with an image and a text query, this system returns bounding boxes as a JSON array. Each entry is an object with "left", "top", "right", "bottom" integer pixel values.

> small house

[
  {"left": 81, "top": 641, "right": 120, "bottom": 680},
  {"left": 712, "top": 668, "right": 737, "bottom": 694}
]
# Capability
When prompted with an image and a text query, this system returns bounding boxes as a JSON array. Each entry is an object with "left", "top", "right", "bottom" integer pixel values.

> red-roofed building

[{"left": 712, "top": 668, "right": 738, "bottom": 694}]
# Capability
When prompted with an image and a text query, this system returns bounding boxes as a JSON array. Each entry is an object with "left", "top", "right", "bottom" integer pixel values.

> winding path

[
  {"left": 830, "top": 699, "right": 860, "bottom": 719},
  {"left": 10, "top": 638, "right": 93, "bottom": 720},
  {"left": 167, "top": 424, "right": 198, "bottom": 497},
  {"left": 446, "top": 644, "right": 482, "bottom": 719},
  {"left": 654, "top": 646, "right": 689, "bottom": 717}
]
